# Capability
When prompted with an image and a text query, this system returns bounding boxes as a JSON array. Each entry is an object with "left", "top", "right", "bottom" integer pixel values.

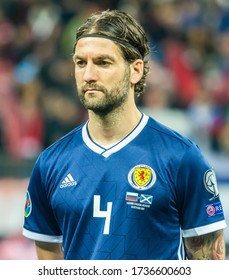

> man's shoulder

[
  {"left": 41, "top": 123, "right": 85, "bottom": 158},
  {"left": 146, "top": 116, "right": 194, "bottom": 148}
]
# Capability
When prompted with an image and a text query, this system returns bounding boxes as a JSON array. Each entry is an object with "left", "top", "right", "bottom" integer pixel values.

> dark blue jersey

[{"left": 23, "top": 114, "right": 226, "bottom": 259}]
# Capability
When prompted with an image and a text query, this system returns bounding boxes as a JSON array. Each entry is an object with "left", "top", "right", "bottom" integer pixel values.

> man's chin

[{"left": 86, "top": 104, "right": 116, "bottom": 116}]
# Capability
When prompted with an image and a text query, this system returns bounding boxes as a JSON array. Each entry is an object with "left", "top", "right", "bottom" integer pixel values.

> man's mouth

[
  {"left": 85, "top": 88, "right": 97, "bottom": 92},
  {"left": 83, "top": 87, "right": 102, "bottom": 94}
]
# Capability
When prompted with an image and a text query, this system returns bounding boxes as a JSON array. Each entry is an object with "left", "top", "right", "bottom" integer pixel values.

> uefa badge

[
  {"left": 128, "top": 164, "right": 156, "bottom": 191},
  {"left": 24, "top": 191, "right": 32, "bottom": 218},
  {"left": 204, "top": 169, "right": 219, "bottom": 201}
]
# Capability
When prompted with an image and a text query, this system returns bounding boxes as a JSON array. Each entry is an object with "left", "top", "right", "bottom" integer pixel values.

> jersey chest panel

[{"left": 48, "top": 145, "right": 180, "bottom": 259}]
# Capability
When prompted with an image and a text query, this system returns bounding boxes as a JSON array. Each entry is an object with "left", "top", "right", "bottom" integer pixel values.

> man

[{"left": 22, "top": 9, "right": 227, "bottom": 260}]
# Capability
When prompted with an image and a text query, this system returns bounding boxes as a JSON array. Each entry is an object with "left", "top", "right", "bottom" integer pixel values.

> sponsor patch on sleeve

[{"left": 206, "top": 202, "right": 223, "bottom": 217}]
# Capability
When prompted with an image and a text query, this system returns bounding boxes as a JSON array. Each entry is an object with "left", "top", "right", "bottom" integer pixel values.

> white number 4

[{"left": 93, "top": 195, "right": 112, "bottom": 235}]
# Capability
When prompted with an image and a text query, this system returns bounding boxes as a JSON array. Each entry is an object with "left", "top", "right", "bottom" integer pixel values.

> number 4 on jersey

[{"left": 93, "top": 195, "right": 112, "bottom": 235}]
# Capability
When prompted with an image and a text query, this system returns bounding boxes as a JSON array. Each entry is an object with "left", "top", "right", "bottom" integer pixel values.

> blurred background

[{"left": 0, "top": 0, "right": 228, "bottom": 259}]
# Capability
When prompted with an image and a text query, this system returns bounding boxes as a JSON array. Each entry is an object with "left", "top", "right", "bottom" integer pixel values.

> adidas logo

[{"left": 60, "top": 173, "right": 77, "bottom": 188}]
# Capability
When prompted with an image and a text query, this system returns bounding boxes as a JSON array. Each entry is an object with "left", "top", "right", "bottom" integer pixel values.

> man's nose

[{"left": 83, "top": 63, "right": 98, "bottom": 83}]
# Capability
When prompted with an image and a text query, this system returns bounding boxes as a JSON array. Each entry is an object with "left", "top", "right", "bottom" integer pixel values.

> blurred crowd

[{"left": 0, "top": 0, "right": 229, "bottom": 161}]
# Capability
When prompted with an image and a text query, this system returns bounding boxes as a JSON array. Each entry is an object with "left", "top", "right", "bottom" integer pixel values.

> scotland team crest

[{"left": 128, "top": 164, "right": 156, "bottom": 190}]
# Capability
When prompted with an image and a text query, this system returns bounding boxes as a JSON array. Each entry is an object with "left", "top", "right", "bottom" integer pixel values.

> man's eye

[
  {"left": 98, "top": 61, "right": 110, "bottom": 66},
  {"left": 76, "top": 60, "right": 86, "bottom": 67}
]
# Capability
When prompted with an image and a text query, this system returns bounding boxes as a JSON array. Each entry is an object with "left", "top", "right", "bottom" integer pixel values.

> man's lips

[
  {"left": 84, "top": 88, "right": 102, "bottom": 93},
  {"left": 85, "top": 88, "right": 97, "bottom": 91}
]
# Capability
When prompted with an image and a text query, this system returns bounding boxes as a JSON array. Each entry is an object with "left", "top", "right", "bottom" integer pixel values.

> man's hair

[{"left": 74, "top": 9, "right": 150, "bottom": 96}]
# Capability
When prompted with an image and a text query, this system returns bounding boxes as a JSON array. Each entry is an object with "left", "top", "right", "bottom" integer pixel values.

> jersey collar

[{"left": 82, "top": 114, "right": 149, "bottom": 158}]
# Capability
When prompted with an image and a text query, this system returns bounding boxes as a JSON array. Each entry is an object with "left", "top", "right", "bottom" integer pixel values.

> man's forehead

[{"left": 74, "top": 37, "right": 123, "bottom": 58}]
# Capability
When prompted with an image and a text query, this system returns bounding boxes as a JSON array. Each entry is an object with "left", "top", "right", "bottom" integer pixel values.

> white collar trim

[{"left": 82, "top": 114, "right": 149, "bottom": 158}]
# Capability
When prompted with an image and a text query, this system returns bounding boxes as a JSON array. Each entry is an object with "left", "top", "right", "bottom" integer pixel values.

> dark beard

[
  {"left": 79, "top": 89, "right": 128, "bottom": 116},
  {"left": 78, "top": 69, "right": 130, "bottom": 116}
]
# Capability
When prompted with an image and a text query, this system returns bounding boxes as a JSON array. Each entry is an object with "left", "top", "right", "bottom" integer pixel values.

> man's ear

[{"left": 130, "top": 59, "right": 144, "bottom": 85}]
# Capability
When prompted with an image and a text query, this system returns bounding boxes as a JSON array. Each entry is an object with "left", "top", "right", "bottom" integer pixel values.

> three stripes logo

[{"left": 60, "top": 173, "right": 77, "bottom": 188}]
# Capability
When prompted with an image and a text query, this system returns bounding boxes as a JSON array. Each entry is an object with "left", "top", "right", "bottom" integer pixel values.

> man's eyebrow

[
  {"left": 72, "top": 54, "right": 82, "bottom": 62},
  {"left": 94, "top": 55, "right": 116, "bottom": 62},
  {"left": 73, "top": 54, "right": 116, "bottom": 62}
]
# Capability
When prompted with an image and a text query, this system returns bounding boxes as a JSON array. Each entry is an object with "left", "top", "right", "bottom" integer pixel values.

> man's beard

[{"left": 77, "top": 69, "right": 130, "bottom": 116}]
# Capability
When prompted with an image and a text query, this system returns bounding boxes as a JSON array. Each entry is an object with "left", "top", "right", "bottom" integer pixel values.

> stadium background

[{"left": 0, "top": 0, "right": 228, "bottom": 259}]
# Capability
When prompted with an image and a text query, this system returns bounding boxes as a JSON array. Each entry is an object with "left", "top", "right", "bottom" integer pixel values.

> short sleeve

[
  {"left": 23, "top": 155, "right": 62, "bottom": 242},
  {"left": 176, "top": 144, "right": 226, "bottom": 237}
]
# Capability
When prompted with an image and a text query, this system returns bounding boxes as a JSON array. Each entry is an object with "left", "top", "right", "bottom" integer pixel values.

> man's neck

[{"left": 87, "top": 106, "right": 142, "bottom": 146}]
